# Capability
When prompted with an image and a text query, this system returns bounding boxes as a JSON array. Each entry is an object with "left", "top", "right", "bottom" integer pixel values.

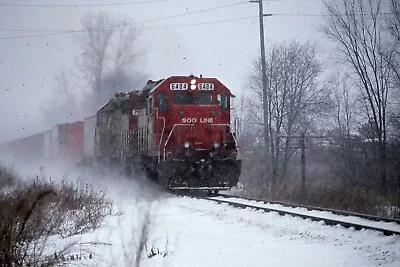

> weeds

[
  {"left": 0, "top": 165, "right": 16, "bottom": 188},
  {"left": 0, "top": 166, "right": 112, "bottom": 266}
]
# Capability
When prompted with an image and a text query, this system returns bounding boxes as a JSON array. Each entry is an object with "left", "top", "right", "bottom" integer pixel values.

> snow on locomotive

[{"left": 93, "top": 75, "right": 241, "bottom": 191}]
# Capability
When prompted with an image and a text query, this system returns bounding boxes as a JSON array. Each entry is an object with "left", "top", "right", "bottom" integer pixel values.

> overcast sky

[{"left": 0, "top": 0, "right": 329, "bottom": 142}]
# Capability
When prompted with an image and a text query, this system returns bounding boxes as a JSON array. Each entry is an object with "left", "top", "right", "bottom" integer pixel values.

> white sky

[{"left": 0, "top": 0, "right": 329, "bottom": 142}]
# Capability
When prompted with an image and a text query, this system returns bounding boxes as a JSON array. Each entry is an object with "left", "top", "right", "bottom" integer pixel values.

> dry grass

[
  {"left": 242, "top": 183, "right": 400, "bottom": 219},
  {"left": 0, "top": 165, "right": 112, "bottom": 266},
  {"left": 239, "top": 145, "right": 400, "bottom": 219},
  {"left": 0, "top": 165, "right": 16, "bottom": 188}
]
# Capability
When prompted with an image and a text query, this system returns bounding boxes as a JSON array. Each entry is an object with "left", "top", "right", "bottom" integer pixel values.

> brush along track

[{"left": 194, "top": 193, "right": 400, "bottom": 236}]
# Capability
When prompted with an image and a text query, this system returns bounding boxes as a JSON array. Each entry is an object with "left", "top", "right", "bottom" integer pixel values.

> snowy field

[{"left": 8, "top": 163, "right": 400, "bottom": 267}]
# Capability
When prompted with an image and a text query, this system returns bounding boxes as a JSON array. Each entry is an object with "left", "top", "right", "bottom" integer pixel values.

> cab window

[
  {"left": 172, "top": 92, "right": 212, "bottom": 105},
  {"left": 196, "top": 91, "right": 212, "bottom": 104},
  {"left": 157, "top": 92, "right": 168, "bottom": 112},
  {"left": 172, "top": 93, "right": 187, "bottom": 105},
  {"left": 217, "top": 93, "right": 228, "bottom": 110}
]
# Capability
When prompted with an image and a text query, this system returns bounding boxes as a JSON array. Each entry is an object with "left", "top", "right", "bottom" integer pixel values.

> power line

[
  {"left": 0, "top": 0, "right": 171, "bottom": 7},
  {"left": 270, "top": 12, "right": 395, "bottom": 17},
  {"left": 0, "top": 15, "right": 258, "bottom": 39},
  {"left": 124, "top": 1, "right": 248, "bottom": 26},
  {"left": 0, "top": 1, "right": 248, "bottom": 39},
  {"left": 0, "top": 30, "right": 75, "bottom": 40},
  {"left": 0, "top": 28, "right": 59, "bottom": 33},
  {"left": 2, "top": 6, "right": 394, "bottom": 35},
  {"left": 143, "top": 16, "right": 257, "bottom": 30}
]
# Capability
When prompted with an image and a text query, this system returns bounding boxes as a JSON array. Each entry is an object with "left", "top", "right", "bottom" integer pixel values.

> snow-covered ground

[
  {"left": 7, "top": 163, "right": 400, "bottom": 266},
  {"left": 78, "top": 191, "right": 400, "bottom": 267}
]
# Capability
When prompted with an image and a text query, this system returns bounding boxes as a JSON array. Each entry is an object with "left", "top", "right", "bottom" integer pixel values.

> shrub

[{"left": 0, "top": 176, "right": 112, "bottom": 266}]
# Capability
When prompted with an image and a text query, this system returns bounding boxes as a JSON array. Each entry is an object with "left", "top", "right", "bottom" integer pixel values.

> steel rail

[
  {"left": 217, "top": 193, "right": 400, "bottom": 225},
  {"left": 197, "top": 194, "right": 400, "bottom": 236}
]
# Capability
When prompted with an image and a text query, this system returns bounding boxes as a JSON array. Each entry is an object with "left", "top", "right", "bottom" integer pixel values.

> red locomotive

[
  {"left": 93, "top": 75, "right": 241, "bottom": 191},
  {"left": 0, "top": 75, "right": 241, "bottom": 192}
]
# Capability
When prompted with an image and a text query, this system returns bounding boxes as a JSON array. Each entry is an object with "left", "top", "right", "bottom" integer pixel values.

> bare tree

[
  {"left": 385, "top": 0, "right": 400, "bottom": 193},
  {"left": 245, "top": 40, "right": 329, "bottom": 194},
  {"left": 42, "top": 13, "right": 146, "bottom": 125},
  {"left": 387, "top": 0, "right": 400, "bottom": 42},
  {"left": 383, "top": 0, "right": 400, "bottom": 90},
  {"left": 328, "top": 73, "right": 361, "bottom": 185},
  {"left": 74, "top": 12, "right": 147, "bottom": 113},
  {"left": 332, "top": 74, "right": 353, "bottom": 139},
  {"left": 75, "top": 13, "right": 112, "bottom": 97},
  {"left": 41, "top": 68, "right": 81, "bottom": 127},
  {"left": 323, "top": 0, "right": 398, "bottom": 191}
]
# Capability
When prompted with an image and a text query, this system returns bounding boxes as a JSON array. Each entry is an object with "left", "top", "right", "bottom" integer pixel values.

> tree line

[
  {"left": 239, "top": 0, "right": 400, "bottom": 216},
  {"left": 42, "top": 13, "right": 147, "bottom": 126}
]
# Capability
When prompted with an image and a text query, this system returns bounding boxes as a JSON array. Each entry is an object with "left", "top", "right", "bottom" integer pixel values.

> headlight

[
  {"left": 213, "top": 142, "right": 220, "bottom": 148},
  {"left": 184, "top": 141, "right": 190, "bottom": 148},
  {"left": 190, "top": 84, "right": 197, "bottom": 90}
]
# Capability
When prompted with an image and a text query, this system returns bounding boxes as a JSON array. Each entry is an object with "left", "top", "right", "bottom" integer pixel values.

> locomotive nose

[
  {"left": 174, "top": 106, "right": 222, "bottom": 150},
  {"left": 192, "top": 124, "right": 211, "bottom": 149},
  {"left": 192, "top": 107, "right": 221, "bottom": 150}
]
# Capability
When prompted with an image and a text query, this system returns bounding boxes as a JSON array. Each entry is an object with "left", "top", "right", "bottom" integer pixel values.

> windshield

[{"left": 172, "top": 92, "right": 212, "bottom": 105}]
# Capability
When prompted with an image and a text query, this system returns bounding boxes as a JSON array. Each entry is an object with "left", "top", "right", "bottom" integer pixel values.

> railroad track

[
  {"left": 194, "top": 193, "right": 400, "bottom": 236},
  {"left": 218, "top": 193, "right": 400, "bottom": 224}
]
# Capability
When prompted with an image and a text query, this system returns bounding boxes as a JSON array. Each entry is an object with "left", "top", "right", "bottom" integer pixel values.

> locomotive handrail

[
  {"left": 163, "top": 123, "right": 193, "bottom": 160},
  {"left": 155, "top": 108, "right": 166, "bottom": 163},
  {"left": 210, "top": 123, "right": 240, "bottom": 158}
]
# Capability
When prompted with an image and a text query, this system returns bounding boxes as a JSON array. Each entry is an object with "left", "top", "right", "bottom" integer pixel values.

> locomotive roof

[
  {"left": 140, "top": 79, "right": 164, "bottom": 98},
  {"left": 100, "top": 76, "right": 234, "bottom": 110},
  {"left": 146, "top": 76, "right": 226, "bottom": 94},
  {"left": 146, "top": 76, "right": 235, "bottom": 97},
  {"left": 98, "top": 94, "right": 129, "bottom": 112}
]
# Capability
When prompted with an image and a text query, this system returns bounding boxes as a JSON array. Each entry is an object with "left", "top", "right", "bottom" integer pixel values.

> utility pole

[
  {"left": 301, "top": 133, "right": 306, "bottom": 191},
  {"left": 250, "top": 0, "right": 272, "bottom": 166}
]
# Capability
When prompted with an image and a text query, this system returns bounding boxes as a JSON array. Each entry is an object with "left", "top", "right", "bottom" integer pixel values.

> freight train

[
  {"left": 0, "top": 75, "right": 241, "bottom": 192},
  {"left": 0, "top": 122, "right": 84, "bottom": 164}
]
